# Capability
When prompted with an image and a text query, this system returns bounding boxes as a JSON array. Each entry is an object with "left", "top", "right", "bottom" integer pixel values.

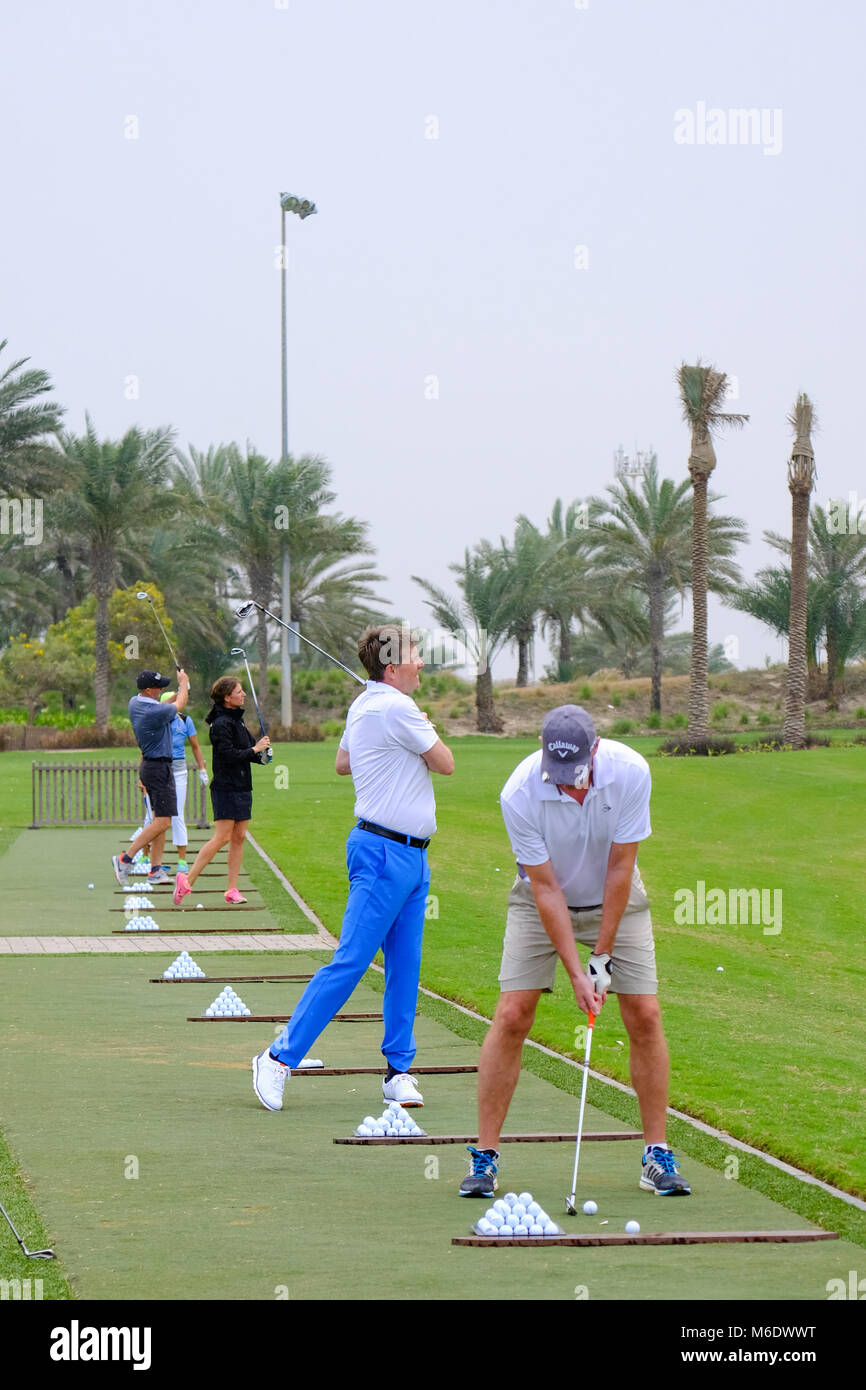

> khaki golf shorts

[{"left": 498, "top": 868, "right": 658, "bottom": 995}]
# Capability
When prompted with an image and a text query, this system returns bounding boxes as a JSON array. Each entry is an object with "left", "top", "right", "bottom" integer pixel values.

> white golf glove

[
  {"left": 587, "top": 952, "right": 612, "bottom": 994},
  {"left": 199, "top": 770, "right": 209, "bottom": 787}
]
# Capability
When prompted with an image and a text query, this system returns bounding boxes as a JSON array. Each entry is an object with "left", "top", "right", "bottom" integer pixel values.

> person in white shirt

[
  {"left": 252, "top": 625, "right": 454, "bottom": 1114},
  {"left": 459, "top": 704, "right": 691, "bottom": 1200}
]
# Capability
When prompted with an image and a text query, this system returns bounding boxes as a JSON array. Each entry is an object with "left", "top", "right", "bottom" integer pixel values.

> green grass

[
  {"left": 1, "top": 741, "right": 865, "bottom": 1299},
  {"left": 1, "top": 952, "right": 862, "bottom": 1299}
]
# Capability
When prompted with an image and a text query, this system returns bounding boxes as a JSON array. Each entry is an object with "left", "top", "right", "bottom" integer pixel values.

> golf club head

[
  {"left": 26, "top": 1248, "right": 56, "bottom": 1260},
  {"left": 230, "top": 648, "right": 245, "bottom": 656},
  {"left": 136, "top": 591, "right": 151, "bottom": 602},
  {"left": 236, "top": 602, "right": 255, "bottom": 619},
  {"left": 564, "top": 1194, "right": 577, "bottom": 1215}
]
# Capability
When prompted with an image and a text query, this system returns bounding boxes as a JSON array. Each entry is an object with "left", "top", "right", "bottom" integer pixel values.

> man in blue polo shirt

[
  {"left": 140, "top": 690, "right": 209, "bottom": 873},
  {"left": 112, "top": 668, "right": 190, "bottom": 887},
  {"left": 252, "top": 625, "right": 454, "bottom": 1114}
]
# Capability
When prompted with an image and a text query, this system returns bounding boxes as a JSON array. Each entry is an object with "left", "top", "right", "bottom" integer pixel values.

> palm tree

[
  {"left": 536, "top": 497, "right": 614, "bottom": 678},
  {"left": 0, "top": 338, "right": 65, "bottom": 494},
  {"left": 414, "top": 549, "right": 515, "bottom": 731},
  {"left": 766, "top": 507, "right": 866, "bottom": 704},
  {"left": 483, "top": 518, "right": 548, "bottom": 686},
  {"left": 676, "top": 363, "right": 748, "bottom": 737},
  {"left": 728, "top": 566, "right": 825, "bottom": 678},
  {"left": 58, "top": 418, "right": 176, "bottom": 730},
  {"left": 593, "top": 457, "right": 747, "bottom": 713},
  {"left": 196, "top": 446, "right": 383, "bottom": 722},
  {"left": 783, "top": 395, "right": 817, "bottom": 746}
]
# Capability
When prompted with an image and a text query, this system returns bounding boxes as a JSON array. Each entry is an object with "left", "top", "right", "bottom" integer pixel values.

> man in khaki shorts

[{"left": 459, "top": 704, "right": 691, "bottom": 1199}]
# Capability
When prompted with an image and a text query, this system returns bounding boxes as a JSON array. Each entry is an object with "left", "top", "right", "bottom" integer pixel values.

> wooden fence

[{"left": 30, "top": 761, "right": 210, "bottom": 829}]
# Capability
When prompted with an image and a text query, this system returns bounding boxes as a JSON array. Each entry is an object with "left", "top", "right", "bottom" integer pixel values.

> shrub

[
  {"left": 626, "top": 687, "right": 638, "bottom": 701},
  {"left": 804, "top": 732, "right": 831, "bottom": 748},
  {"left": 319, "top": 719, "right": 344, "bottom": 738},
  {"left": 610, "top": 718, "right": 635, "bottom": 736},
  {"left": 288, "top": 721, "right": 324, "bottom": 742},
  {"left": 711, "top": 702, "right": 730, "bottom": 722},
  {"left": 757, "top": 711, "right": 772, "bottom": 726},
  {"left": 579, "top": 684, "right": 593, "bottom": 701},
  {"left": 856, "top": 707, "right": 866, "bottom": 720},
  {"left": 449, "top": 706, "right": 462, "bottom": 719},
  {"left": 739, "top": 712, "right": 749, "bottom": 725},
  {"left": 658, "top": 735, "right": 736, "bottom": 757},
  {"left": 610, "top": 692, "right": 622, "bottom": 708},
  {"left": 50, "top": 725, "right": 138, "bottom": 749},
  {"left": 853, "top": 733, "right": 866, "bottom": 745},
  {"left": 646, "top": 712, "right": 661, "bottom": 729},
  {"left": 665, "top": 712, "right": 687, "bottom": 729}
]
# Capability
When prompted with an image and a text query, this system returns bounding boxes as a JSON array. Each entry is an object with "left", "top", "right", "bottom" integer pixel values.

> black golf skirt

[{"left": 210, "top": 785, "right": 253, "bottom": 823}]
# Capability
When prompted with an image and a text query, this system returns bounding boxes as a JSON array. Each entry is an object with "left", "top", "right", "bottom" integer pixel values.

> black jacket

[{"left": 205, "top": 704, "right": 265, "bottom": 792}]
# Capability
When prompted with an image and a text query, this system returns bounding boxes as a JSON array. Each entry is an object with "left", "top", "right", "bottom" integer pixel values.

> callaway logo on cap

[{"left": 540, "top": 705, "right": 597, "bottom": 786}]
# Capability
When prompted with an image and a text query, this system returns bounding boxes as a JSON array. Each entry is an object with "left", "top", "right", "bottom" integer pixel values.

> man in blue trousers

[{"left": 252, "top": 625, "right": 454, "bottom": 1113}]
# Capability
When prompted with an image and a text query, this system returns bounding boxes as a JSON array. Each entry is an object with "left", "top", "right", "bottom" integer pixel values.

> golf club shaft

[
  {"left": 139, "top": 593, "right": 180, "bottom": 671},
  {"left": 237, "top": 601, "right": 365, "bottom": 685},
  {"left": 568, "top": 1013, "right": 595, "bottom": 1200},
  {"left": 233, "top": 648, "right": 273, "bottom": 761}
]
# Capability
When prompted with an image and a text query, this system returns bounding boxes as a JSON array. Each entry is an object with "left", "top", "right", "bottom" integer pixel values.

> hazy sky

[{"left": 3, "top": 0, "right": 863, "bottom": 675}]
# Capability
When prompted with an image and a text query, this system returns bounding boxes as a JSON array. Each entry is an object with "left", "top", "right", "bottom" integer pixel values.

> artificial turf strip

[
  {"left": 0, "top": 825, "right": 317, "bottom": 937},
  {"left": 0, "top": 1125, "right": 73, "bottom": 1299},
  {"left": 404, "top": 984, "right": 866, "bottom": 1254},
  {"left": 0, "top": 952, "right": 863, "bottom": 1301}
]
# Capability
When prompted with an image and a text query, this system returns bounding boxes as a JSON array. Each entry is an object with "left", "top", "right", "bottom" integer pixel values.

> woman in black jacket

[{"left": 174, "top": 676, "right": 271, "bottom": 906}]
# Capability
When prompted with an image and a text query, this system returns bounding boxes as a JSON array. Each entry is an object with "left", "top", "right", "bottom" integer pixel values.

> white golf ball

[
  {"left": 477, "top": 1219, "right": 496, "bottom": 1235},
  {"left": 625, "top": 1220, "right": 640, "bottom": 1235},
  {"left": 486, "top": 1211, "right": 504, "bottom": 1229},
  {"left": 196, "top": 903, "right": 204, "bottom": 909},
  {"left": 529, "top": 1223, "right": 545, "bottom": 1236},
  {"left": 503, "top": 1192, "right": 518, "bottom": 1206},
  {"left": 518, "top": 1192, "right": 533, "bottom": 1205},
  {"left": 493, "top": 1200, "right": 509, "bottom": 1217},
  {"left": 87, "top": 883, "right": 94, "bottom": 889},
  {"left": 363, "top": 1116, "right": 377, "bottom": 1128},
  {"left": 356, "top": 1125, "right": 373, "bottom": 1137},
  {"left": 583, "top": 1200, "right": 598, "bottom": 1215},
  {"left": 372, "top": 1127, "right": 385, "bottom": 1137},
  {"left": 514, "top": 1223, "right": 528, "bottom": 1236},
  {"left": 205, "top": 1007, "right": 214, "bottom": 1017},
  {"left": 716, "top": 965, "right": 724, "bottom": 972},
  {"left": 512, "top": 1203, "right": 526, "bottom": 1221},
  {"left": 527, "top": 1201, "right": 541, "bottom": 1217}
]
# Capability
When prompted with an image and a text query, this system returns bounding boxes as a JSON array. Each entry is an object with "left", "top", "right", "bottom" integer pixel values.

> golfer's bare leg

[
  {"left": 187, "top": 820, "right": 233, "bottom": 887},
  {"left": 126, "top": 817, "right": 169, "bottom": 860},
  {"left": 477, "top": 989, "right": 541, "bottom": 1150},
  {"left": 226, "top": 821, "right": 248, "bottom": 892},
  {"left": 617, "top": 993, "right": 669, "bottom": 1143}
]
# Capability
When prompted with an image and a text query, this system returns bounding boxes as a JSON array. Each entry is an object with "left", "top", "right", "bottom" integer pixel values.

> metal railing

[{"left": 29, "top": 761, "right": 210, "bottom": 829}]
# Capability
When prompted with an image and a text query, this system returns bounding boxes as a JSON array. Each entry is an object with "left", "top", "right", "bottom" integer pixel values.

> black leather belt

[
  {"left": 568, "top": 904, "right": 603, "bottom": 912},
  {"left": 357, "top": 820, "right": 430, "bottom": 850}
]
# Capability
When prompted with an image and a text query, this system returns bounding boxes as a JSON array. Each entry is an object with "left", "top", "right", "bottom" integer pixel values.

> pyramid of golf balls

[
  {"left": 123, "top": 896, "right": 153, "bottom": 911},
  {"left": 124, "top": 915, "right": 160, "bottom": 932},
  {"left": 354, "top": 1102, "right": 426, "bottom": 1138},
  {"left": 162, "top": 952, "right": 205, "bottom": 979},
  {"left": 475, "top": 1192, "right": 563, "bottom": 1238},
  {"left": 204, "top": 988, "right": 251, "bottom": 1017},
  {"left": 131, "top": 856, "right": 151, "bottom": 876}
]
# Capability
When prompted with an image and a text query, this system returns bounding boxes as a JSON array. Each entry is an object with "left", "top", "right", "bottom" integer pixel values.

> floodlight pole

[{"left": 278, "top": 193, "right": 317, "bottom": 728}]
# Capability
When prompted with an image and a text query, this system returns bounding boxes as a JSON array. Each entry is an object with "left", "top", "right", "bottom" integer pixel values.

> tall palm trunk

[
  {"left": 784, "top": 491, "right": 812, "bottom": 745},
  {"left": 687, "top": 443, "right": 714, "bottom": 738},
  {"left": 648, "top": 574, "right": 665, "bottom": 714},
  {"left": 515, "top": 623, "right": 533, "bottom": 687},
  {"left": 558, "top": 616, "right": 572, "bottom": 666},
  {"left": 475, "top": 667, "right": 503, "bottom": 732},
  {"left": 92, "top": 551, "right": 113, "bottom": 734}
]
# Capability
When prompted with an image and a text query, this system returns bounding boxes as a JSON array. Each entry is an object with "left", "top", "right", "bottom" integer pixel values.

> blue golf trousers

[{"left": 271, "top": 826, "right": 431, "bottom": 1072}]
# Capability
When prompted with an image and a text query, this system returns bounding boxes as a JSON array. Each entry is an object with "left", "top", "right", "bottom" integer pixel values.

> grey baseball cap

[{"left": 540, "top": 705, "right": 597, "bottom": 784}]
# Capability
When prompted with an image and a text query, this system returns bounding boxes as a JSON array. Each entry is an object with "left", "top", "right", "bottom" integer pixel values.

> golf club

[
  {"left": 230, "top": 647, "right": 273, "bottom": 762},
  {"left": 235, "top": 601, "right": 365, "bottom": 686},
  {"left": 0, "top": 1200, "right": 56, "bottom": 1259},
  {"left": 564, "top": 1011, "right": 596, "bottom": 1215},
  {"left": 136, "top": 591, "right": 181, "bottom": 673}
]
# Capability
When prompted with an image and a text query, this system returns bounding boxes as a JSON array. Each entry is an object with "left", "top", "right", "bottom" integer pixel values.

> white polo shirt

[
  {"left": 499, "top": 741, "right": 652, "bottom": 906},
  {"left": 339, "top": 681, "right": 440, "bottom": 839}
]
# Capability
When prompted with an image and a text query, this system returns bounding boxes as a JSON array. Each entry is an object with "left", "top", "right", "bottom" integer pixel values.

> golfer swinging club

[
  {"left": 112, "top": 669, "right": 191, "bottom": 887},
  {"left": 459, "top": 705, "right": 691, "bottom": 1199},
  {"left": 252, "top": 625, "right": 454, "bottom": 1112}
]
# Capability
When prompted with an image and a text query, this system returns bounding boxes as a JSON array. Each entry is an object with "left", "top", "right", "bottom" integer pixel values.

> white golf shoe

[
  {"left": 382, "top": 1073, "right": 424, "bottom": 1107},
  {"left": 252, "top": 1049, "right": 290, "bottom": 1111}
]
